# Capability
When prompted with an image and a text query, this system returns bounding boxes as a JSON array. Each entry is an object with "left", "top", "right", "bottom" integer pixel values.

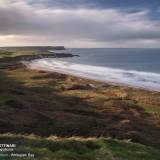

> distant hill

[{"left": 0, "top": 46, "right": 65, "bottom": 51}]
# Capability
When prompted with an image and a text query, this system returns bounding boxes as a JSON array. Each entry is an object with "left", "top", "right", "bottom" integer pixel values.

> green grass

[
  {"left": 0, "top": 50, "right": 25, "bottom": 58},
  {"left": 0, "top": 134, "right": 160, "bottom": 160}
]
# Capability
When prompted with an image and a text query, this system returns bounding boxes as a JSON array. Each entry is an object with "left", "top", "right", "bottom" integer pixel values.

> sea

[{"left": 26, "top": 48, "right": 160, "bottom": 92}]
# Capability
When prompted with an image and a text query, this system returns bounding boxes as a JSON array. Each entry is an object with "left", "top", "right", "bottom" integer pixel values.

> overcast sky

[{"left": 0, "top": 0, "right": 160, "bottom": 48}]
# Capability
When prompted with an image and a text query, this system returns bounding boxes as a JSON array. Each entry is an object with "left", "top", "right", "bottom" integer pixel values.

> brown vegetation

[
  {"left": 0, "top": 63, "right": 160, "bottom": 148},
  {"left": 0, "top": 49, "right": 160, "bottom": 153}
]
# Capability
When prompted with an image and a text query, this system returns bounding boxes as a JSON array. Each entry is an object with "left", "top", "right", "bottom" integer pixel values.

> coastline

[
  {"left": 1, "top": 61, "right": 160, "bottom": 143},
  {"left": 23, "top": 58, "right": 160, "bottom": 93},
  {"left": 0, "top": 48, "right": 160, "bottom": 158}
]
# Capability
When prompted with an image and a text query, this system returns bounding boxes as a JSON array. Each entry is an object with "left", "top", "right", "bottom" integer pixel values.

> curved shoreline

[{"left": 23, "top": 58, "right": 160, "bottom": 93}]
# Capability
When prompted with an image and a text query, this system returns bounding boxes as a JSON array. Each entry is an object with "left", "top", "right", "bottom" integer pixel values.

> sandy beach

[{"left": 23, "top": 58, "right": 160, "bottom": 92}]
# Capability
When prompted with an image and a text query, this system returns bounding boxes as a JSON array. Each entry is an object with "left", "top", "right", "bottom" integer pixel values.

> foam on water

[{"left": 24, "top": 58, "right": 160, "bottom": 92}]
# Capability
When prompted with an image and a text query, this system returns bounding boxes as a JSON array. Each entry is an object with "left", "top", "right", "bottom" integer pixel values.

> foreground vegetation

[
  {"left": 0, "top": 48, "right": 160, "bottom": 159},
  {"left": 0, "top": 134, "right": 160, "bottom": 160}
]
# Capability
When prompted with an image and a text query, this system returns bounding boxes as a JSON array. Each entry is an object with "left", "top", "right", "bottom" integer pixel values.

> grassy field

[{"left": 0, "top": 49, "right": 160, "bottom": 159}]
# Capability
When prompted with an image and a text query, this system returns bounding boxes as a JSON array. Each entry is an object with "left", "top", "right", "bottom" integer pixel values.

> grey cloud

[{"left": 0, "top": 1, "right": 160, "bottom": 47}]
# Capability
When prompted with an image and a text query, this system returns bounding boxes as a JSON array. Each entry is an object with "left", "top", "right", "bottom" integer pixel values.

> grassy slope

[{"left": 0, "top": 50, "right": 160, "bottom": 159}]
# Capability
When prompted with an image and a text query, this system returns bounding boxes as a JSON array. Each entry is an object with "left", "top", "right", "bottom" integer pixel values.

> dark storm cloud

[{"left": 28, "top": 0, "right": 160, "bottom": 9}]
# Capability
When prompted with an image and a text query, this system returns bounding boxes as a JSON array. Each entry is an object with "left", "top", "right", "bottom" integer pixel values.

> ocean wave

[{"left": 24, "top": 58, "right": 160, "bottom": 92}]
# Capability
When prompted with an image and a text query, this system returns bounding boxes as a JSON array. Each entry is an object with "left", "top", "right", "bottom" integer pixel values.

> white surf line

[{"left": 23, "top": 58, "right": 160, "bottom": 92}]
